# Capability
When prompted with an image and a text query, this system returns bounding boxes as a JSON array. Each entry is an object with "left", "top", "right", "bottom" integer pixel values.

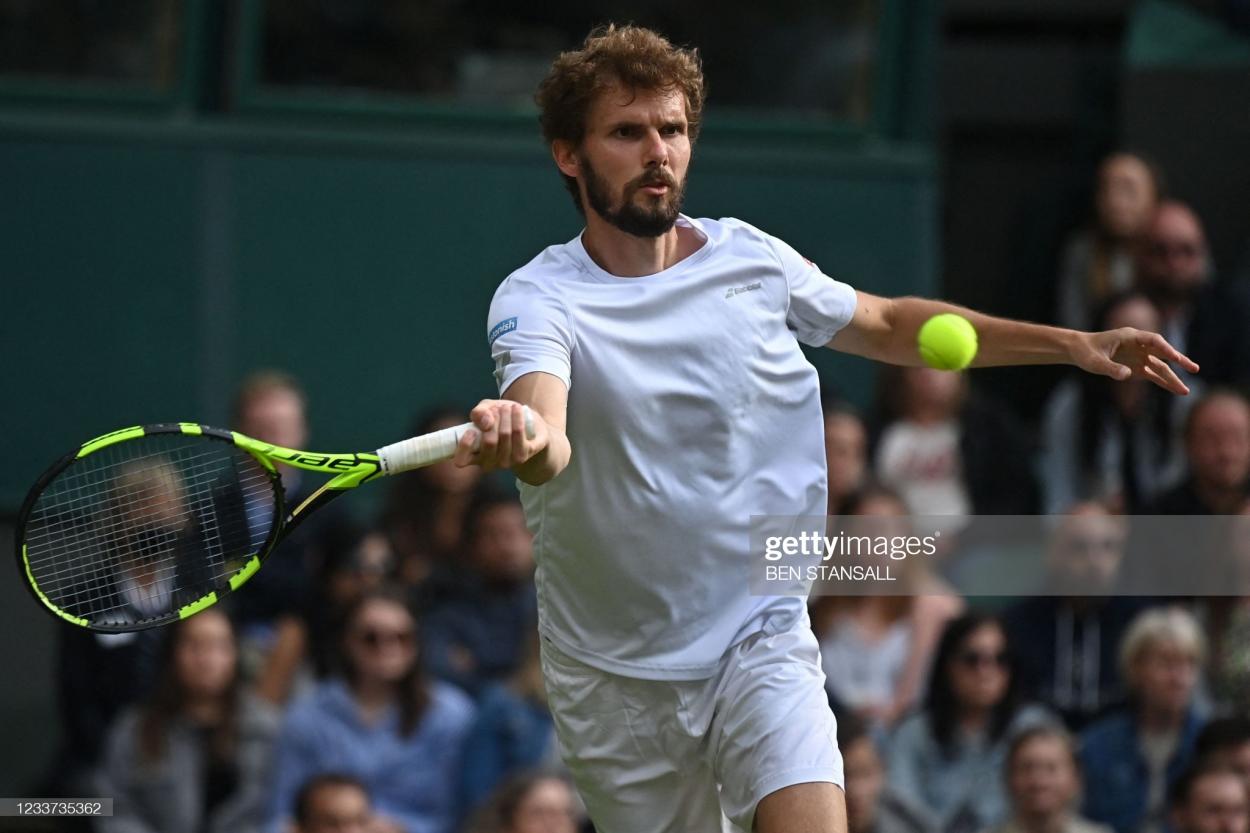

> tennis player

[{"left": 452, "top": 25, "right": 1197, "bottom": 833}]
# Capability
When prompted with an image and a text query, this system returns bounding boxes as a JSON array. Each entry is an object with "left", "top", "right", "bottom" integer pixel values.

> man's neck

[{"left": 581, "top": 216, "right": 697, "bottom": 277}]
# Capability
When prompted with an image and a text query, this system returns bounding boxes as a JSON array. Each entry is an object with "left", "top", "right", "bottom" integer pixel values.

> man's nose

[{"left": 643, "top": 128, "right": 668, "bottom": 164}]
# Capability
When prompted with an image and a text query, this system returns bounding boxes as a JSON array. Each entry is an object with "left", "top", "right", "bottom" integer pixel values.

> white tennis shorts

[{"left": 540, "top": 621, "right": 843, "bottom": 833}]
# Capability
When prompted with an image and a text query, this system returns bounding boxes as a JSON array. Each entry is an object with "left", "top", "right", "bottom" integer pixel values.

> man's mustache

[{"left": 629, "top": 170, "right": 678, "bottom": 191}]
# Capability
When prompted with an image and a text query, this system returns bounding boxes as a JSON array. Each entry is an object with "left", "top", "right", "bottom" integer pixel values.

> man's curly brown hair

[{"left": 535, "top": 24, "right": 706, "bottom": 210}]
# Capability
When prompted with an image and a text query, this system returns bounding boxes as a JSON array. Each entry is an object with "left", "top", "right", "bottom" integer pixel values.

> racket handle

[{"left": 376, "top": 406, "right": 535, "bottom": 475}]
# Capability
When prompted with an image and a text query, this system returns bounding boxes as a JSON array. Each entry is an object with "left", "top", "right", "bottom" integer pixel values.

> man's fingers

[
  {"left": 452, "top": 428, "right": 479, "bottom": 468},
  {"left": 1139, "top": 358, "right": 1188, "bottom": 396},
  {"left": 458, "top": 401, "right": 540, "bottom": 470},
  {"left": 470, "top": 399, "right": 496, "bottom": 431},
  {"left": 1142, "top": 331, "right": 1200, "bottom": 374},
  {"left": 477, "top": 405, "right": 502, "bottom": 470},
  {"left": 511, "top": 403, "right": 528, "bottom": 464},
  {"left": 495, "top": 402, "right": 513, "bottom": 466},
  {"left": 1140, "top": 363, "right": 1173, "bottom": 393},
  {"left": 1147, "top": 354, "right": 1190, "bottom": 395}
]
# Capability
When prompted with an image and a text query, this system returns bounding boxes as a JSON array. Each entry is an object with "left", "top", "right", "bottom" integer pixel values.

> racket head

[{"left": 15, "top": 423, "right": 285, "bottom": 632}]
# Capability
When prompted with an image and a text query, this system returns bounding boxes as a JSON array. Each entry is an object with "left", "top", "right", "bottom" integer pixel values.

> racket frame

[{"left": 15, "top": 422, "right": 383, "bottom": 632}]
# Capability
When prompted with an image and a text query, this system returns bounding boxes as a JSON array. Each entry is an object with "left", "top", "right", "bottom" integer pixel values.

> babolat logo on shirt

[
  {"left": 725, "top": 282, "right": 763, "bottom": 299},
  {"left": 488, "top": 317, "right": 518, "bottom": 345}
]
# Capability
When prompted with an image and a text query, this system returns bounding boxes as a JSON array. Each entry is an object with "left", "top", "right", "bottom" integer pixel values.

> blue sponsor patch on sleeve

[{"left": 488, "top": 316, "right": 518, "bottom": 345}]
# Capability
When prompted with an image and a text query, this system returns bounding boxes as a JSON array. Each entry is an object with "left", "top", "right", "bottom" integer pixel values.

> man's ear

[{"left": 552, "top": 140, "right": 580, "bottom": 179}]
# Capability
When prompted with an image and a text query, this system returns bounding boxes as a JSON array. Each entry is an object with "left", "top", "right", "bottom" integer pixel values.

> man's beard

[{"left": 582, "top": 159, "right": 685, "bottom": 238}]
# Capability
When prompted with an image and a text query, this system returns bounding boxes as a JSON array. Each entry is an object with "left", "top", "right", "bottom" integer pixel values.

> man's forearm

[{"left": 884, "top": 297, "right": 1080, "bottom": 369}]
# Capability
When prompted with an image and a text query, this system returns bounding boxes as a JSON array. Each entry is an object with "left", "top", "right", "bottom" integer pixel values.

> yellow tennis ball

[{"left": 917, "top": 313, "right": 978, "bottom": 371}]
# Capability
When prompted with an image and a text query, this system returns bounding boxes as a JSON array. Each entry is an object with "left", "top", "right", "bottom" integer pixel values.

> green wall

[{"left": 2, "top": 114, "right": 936, "bottom": 513}]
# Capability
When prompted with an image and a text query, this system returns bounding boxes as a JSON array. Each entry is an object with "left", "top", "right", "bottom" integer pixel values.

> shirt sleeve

[
  {"left": 486, "top": 278, "right": 574, "bottom": 394},
  {"left": 766, "top": 234, "right": 858, "bottom": 347}
]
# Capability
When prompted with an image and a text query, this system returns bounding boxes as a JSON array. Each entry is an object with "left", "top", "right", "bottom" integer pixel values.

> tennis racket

[{"left": 15, "top": 409, "right": 534, "bottom": 632}]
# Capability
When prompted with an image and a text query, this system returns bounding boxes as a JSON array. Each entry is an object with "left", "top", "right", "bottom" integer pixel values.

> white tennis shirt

[{"left": 487, "top": 215, "right": 858, "bottom": 679}]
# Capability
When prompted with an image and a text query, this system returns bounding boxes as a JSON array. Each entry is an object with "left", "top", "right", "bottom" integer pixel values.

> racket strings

[
  {"left": 32, "top": 469, "right": 272, "bottom": 623},
  {"left": 23, "top": 455, "right": 268, "bottom": 558},
  {"left": 31, "top": 477, "right": 265, "bottom": 610},
  {"left": 23, "top": 435, "right": 278, "bottom": 627},
  {"left": 25, "top": 454, "right": 267, "bottom": 577}
]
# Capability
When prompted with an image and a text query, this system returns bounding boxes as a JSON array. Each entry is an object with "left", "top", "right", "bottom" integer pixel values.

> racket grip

[{"left": 376, "top": 406, "right": 535, "bottom": 475}]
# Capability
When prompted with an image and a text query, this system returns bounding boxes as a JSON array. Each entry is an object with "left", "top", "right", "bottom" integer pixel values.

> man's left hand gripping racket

[{"left": 14, "top": 410, "right": 533, "bottom": 632}]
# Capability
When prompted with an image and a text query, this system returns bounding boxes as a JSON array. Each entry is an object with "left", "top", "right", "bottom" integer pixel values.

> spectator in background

[
  {"left": 1195, "top": 719, "right": 1250, "bottom": 803},
  {"left": 1204, "top": 503, "right": 1250, "bottom": 714},
  {"left": 292, "top": 774, "right": 374, "bottom": 833},
  {"left": 838, "top": 713, "right": 931, "bottom": 833},
  {"left": 304, "top": 528, "right": 395, "bottom": 681},
  {"left": 1055, "top": 152, "right": 1163, "bottom": 331},
  {"left": 421, "top": 488, "right": 537, "bottom": 698},
  {"left": 1148, "top": 389, "right": 1250, "bottom": 516},
  {"left": 381, "top": 407, "right": 483, "bottom": 590},
  {"left": 1128, "top": 392, "right": 1250, "bottom": 598},
  {"left": 96, "top": 609, "right": 279, "bottom": 833},
  {"left": 462, "top": 770, "right": 583, "bottom": 833},
  {"left": 824, "top": 397, "right": 868, "bottom": 515},
  {"left": 872, "top": 366, "right": 1037, "bottom": 521},
  {"left": 1135, "top": 201, "right": 1250, "bottom": 390},
  {"left": 813, "top": 486, "right": 963, "bottom": 728},
  {"left": 230, "top": 370, "right": 359, "bottom": 704},
  {"left": 983, "top": 726, "right": 1111, "bottom": 833},
  {"left": 1168, "top": 766, "right": 1248, "bottom": 833},
  {"left": 1080, "top": 607, "right": 1209, "bottom": 833},
  {"left": 43, "top": 458, "right": 199, "bottom": 795},
  {"left": 45, "top": 588, "right": 167, "bottom": 796},
  {"left": 460, "top": 633, "right": 559, "bottom": 813},
  {"left": 1040, "top": 292, "right": 1192, "bottom": 514},
  {"left": 887, "top": 613, "right": 1055, "bottom": 833},
  {"left": 267, "top": 586, "right": 475, "bottom": 833},
  {"left": 1002, "top": 504, "right": 1150, "bottom": 729}
]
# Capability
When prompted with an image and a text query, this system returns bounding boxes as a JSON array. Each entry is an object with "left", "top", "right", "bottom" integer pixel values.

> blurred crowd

[{"left": 37, "top": 152, "right": 1250, "bottom": 833}]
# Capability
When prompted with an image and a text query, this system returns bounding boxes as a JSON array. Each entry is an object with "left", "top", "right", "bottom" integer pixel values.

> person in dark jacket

[
  {"left": 1002, "top": 504, "right": 1152, "bottom": 729},
  {"left": 1147, "top": 389, "right": 1250, "bottom": 516},
  {"left": 1134, "top": 201, "right": 1250, "bottom": 391},
  {"left": 420, "top": 488, "right": 537, "bottom": 698}
]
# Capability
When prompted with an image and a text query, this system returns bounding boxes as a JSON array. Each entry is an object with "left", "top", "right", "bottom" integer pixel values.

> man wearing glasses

[{"left": 1135, "top": 201, "right": 1250, "bottom": 389}]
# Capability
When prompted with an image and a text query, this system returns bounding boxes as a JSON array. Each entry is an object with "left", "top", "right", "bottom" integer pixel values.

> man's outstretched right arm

[{"left": 453, "top": 370, "right": 571, "bottom": 486}]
